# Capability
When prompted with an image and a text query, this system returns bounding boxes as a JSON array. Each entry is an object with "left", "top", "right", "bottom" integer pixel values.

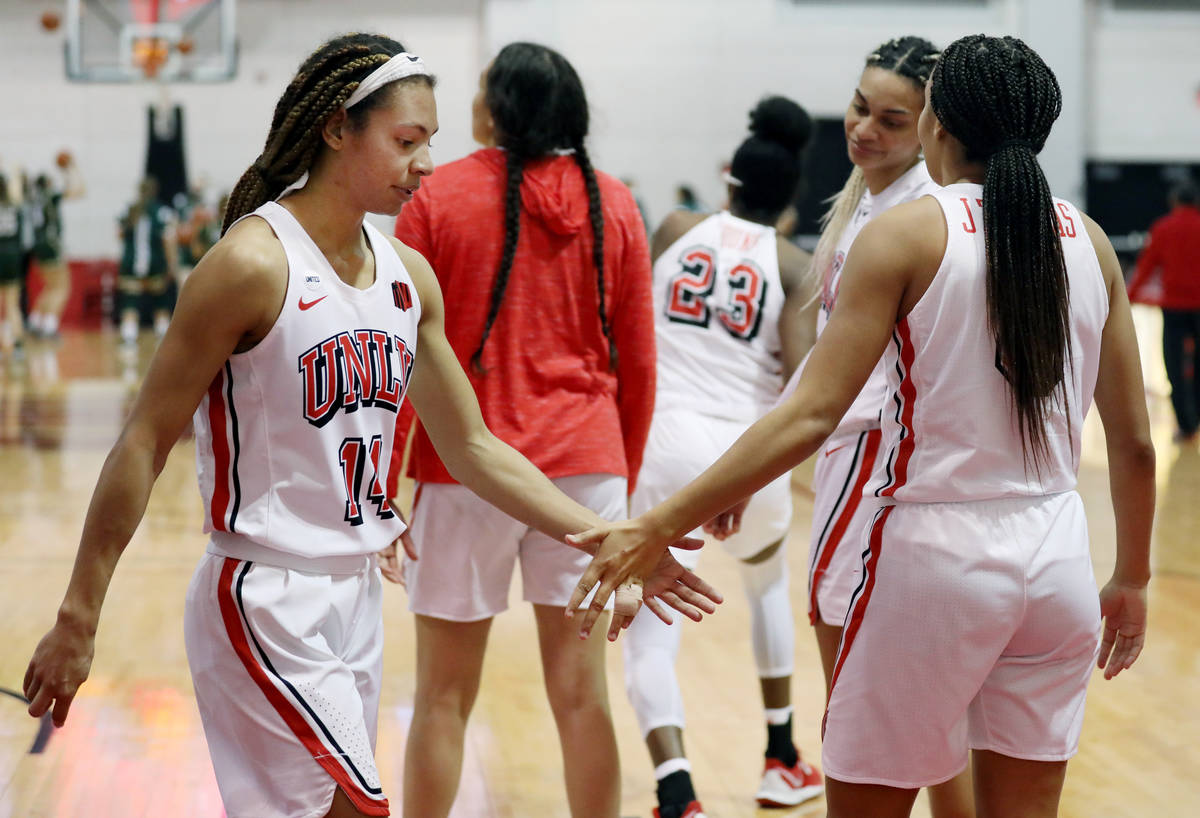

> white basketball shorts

[
  {"left": 403, "top": 473, "right": 627, "bottom": 621},
  {"left": 184, "top": 548, "right": 389, "bottom": 818},
  {"left": 630, "top": 405, "right": 792, "bottom": 569},
  {"left": 807, "top": 428, "right": 885, "bottom": 626},
  {"left": 821, "top": 491, "right": 1101, "bottom": 788}
]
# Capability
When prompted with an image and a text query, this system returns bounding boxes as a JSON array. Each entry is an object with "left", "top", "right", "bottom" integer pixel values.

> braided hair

[
  {"left": 930, "top": 34, "right": 1067, "bottom": 470},
  {"left": 471, "top": 42, "right": 614, "bottom": 373},
  {"left": 222, "top": 33, "right": 433, "bottom": 234},
  {"left": 728, "top": 95, "right": 812, "bottom": 226},
  {"left": 813, "top": 36, "right": 940, "bottom": 284}
]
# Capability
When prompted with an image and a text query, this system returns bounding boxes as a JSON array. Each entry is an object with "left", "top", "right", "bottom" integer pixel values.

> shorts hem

[
  {"left": 969, "top": 743, "right": 1077, "bottom": 762},
  {"left": 408, "top": 604, "right": 505, "bottom": 623},
  {"left": 640, "top": 717, "right": 685, "bottom": 737},
  {"left": 822, "top": 761, "right": 967, "bottom": 790}
]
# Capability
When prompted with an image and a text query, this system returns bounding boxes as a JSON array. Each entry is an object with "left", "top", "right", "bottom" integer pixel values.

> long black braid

[
  {"left": 222, "top": 33, "right": 433, "bottom": 234},
  {"left": 470, "top": 42, "right": 615, "bottom": 373},
  {"left": 472, "top": 154, "right": 526, "bottom": 373},
  {"left": 573, "top": 146, "right": 615, "bottom": 370},
  {"left": 930, "top": 34, "right": 1068, "bottom": 470}
]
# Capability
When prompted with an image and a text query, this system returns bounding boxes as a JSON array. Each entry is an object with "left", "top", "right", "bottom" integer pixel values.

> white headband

[
  {"left": 344, "top": 52, "right": 430, "bottom": 109},
  {"left": 277, "top": 51, "right": 431, "bottom": 199}
]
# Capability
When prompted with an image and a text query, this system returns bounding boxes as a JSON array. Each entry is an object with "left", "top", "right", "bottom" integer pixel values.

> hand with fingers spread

[
  {"left": 24, "top": 616, "right": 96, "bottom": 727},
  {"left": 703, "top": 497, "right": 749, "bottom": 541},
  {"left": 565, "top": 519, "right": 722, "bottom": 640},
  {"left": 1097, "top": 579, "right": 1148, "bottom": 680}
]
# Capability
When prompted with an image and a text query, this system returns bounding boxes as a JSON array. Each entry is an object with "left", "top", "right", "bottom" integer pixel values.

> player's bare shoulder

[
  {"left": 863, "top": 195, "right": 947, "bottom": 267},
  {"left": 198, "top": 216, "right": 288, "bottom": 292},
  {"left": 1077, "top": 209, "right": 1124, "bottom": 292},
  {"left": 179, "top": 215, "right": 290, "bottom": 341},
  {"left": 651, "top": 209, "right": 709, "bottom": 262}
]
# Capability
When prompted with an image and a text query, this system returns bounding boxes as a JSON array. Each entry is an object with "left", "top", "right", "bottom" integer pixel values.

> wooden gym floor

[{"left": 0, "top": 307, "right": 1197, "bottom": 817}]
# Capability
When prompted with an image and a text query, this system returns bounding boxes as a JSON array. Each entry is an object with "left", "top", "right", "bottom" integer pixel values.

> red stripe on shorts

[
  {"left": 881, "top": 320, "right": 918, "bottom": 497},
  {"left": 808, "top": 428, "right": 883, "bottom": 625},
  {"left": 216, "top": 559, "right": 390, "bottom": 816},
  {"left": 823, "top": 504, "right": 891, "bottom": 736},
  {"left": 206, "top": 369, "right": 232, "bottom": 531}
]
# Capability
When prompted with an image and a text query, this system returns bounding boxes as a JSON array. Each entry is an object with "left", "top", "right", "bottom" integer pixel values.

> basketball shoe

[
  {"left": 653, "top": 801, "right": 707, "bottom": 818},
  {"left": 755, "top": 755, "right": 824, "bottom": 807}
]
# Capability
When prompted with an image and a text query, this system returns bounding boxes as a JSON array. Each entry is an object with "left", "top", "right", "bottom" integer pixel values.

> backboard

[{"left": 64, "top": 0, "right": 237, "bottom": 82}]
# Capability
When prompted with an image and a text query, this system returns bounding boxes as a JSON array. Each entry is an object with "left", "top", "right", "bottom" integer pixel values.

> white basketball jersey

[
  {"left": 819, "top": 161, "right": 939, "bottom": 434},
  {"left": 653, "top": 211, "right": 786, "bottom": 421},
  {"left": 194, "top": 201, "right": 420, "bottom": 560},
  {"left": 871, "top": 184, "right": 1109, "bottom": 503}
]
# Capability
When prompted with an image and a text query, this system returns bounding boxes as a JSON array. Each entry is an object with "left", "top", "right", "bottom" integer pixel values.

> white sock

[
  {"left": 120, "top": 317, "right": 138, "bottom": 342},
  {"left": 765, "top": 705, "right": 793, "bottom": 726},
  {"left": 43, "top": 314, "right": 58, "bottom": 334},
  {"left": 654, "top": 758, "right": 691, "bottom": 780}
]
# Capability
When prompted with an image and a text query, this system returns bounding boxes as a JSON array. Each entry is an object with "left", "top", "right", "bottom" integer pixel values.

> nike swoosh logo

[
  {"left": 824, "top": 444, "right": 848, "bottom": 458},
  {"left": 298, "top": 295, "right": 327, "bottom": 311}
]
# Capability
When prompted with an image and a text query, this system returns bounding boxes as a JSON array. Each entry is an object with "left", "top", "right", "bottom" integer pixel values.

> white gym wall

[{"left": 0, "top": 0, "right": 1196, "bottom": 256}]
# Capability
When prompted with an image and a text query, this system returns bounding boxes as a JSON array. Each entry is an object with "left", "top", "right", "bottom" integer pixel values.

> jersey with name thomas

[
  {"left": 652, "top": 211, "right": 786, "bottom": 421},
  {"left": 193, "top": 201, "right": 419, "bottom": 559}
]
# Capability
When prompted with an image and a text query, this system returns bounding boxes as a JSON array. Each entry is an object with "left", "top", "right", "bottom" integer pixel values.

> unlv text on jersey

[{"left": 298, "top": 329, "right": 415, "bottom": 428}]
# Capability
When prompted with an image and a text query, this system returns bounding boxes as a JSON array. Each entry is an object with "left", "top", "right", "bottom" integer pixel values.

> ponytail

[{"left": 930, "top": 34, "right": 1068, "bottom": 470}]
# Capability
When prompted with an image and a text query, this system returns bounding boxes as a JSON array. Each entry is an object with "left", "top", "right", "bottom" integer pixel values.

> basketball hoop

[
  {"left": 63, "top": 0, "right": 237, "bottom": 83},
  {"left": 132, "top": 35, "right": 171, "bottom": 78}
]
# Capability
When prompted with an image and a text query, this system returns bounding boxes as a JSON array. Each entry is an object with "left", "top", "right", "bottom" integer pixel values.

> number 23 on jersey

[{"left": 663, "top": 244, "right": 768, "bottom": 342}]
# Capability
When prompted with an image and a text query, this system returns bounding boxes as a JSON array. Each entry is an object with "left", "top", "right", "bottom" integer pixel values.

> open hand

[
  {"left": 24, "top": 620, "right": 96, "bottom": 728},
  {"left": 1097, "top": 579, "right": 1147, "bottom": 680},
  {"left": 565, "top": 519, "right": 721, "bottom": 640},
  {"left": 703, "top": 498, "right": 749, "bottom": 541}
]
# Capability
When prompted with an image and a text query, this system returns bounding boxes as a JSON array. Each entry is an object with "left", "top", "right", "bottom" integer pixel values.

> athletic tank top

[
  {"left": 194, "top": 201, "right": 420, "bottom": 561},
  {"left": 652, "top": 211, "right": 786, "bottom": 421},
  {"left": 819, "top": 161, "right": 938, "bottom": 435},
  {"left": 871, "top": 184, "right": 1109, "bottom": 503}
]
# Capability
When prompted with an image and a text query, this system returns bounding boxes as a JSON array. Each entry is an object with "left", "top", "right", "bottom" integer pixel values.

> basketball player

[
  {"left": 622, "top": 96, "right": 821, "bottom": 818},
  {"left": 22, "top": 33, "right": 718, "bottom": 818},
  {"left": 567, "top": 34, "right": 1154, "bottom": 818},
  {"left": 390, "top": 42, "right": 656, "bottom": 818},
  {"left": 778, "top": 35, "right": 974, "bottom": 816},
  {"left": 26, "top": 156, "right": 85, "bottom": 340},
  {"left": 0, "top": 174, "right": 25, "bottom": 356},
  {"left": 116, "top": 175, "right": 178, "bottom": 342}
]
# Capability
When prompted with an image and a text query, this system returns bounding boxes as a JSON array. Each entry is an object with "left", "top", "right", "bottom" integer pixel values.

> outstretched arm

[
  {"left": 566, "top": 199, "right": 944, "bottom": 638},
  {"left": 393, "top": 240, "right": 721, "bottom": 629},
  {"left": 23, "top": 219, "right": 286, "bottom": 726},
  {"left": 1083, "top": 213, "right": 1155, "bottom": 679}
]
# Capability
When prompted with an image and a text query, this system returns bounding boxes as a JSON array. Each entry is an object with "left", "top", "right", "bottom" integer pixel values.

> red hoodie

[{"left": 390, "top": 147, "right": 655, "bottom": 493}]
